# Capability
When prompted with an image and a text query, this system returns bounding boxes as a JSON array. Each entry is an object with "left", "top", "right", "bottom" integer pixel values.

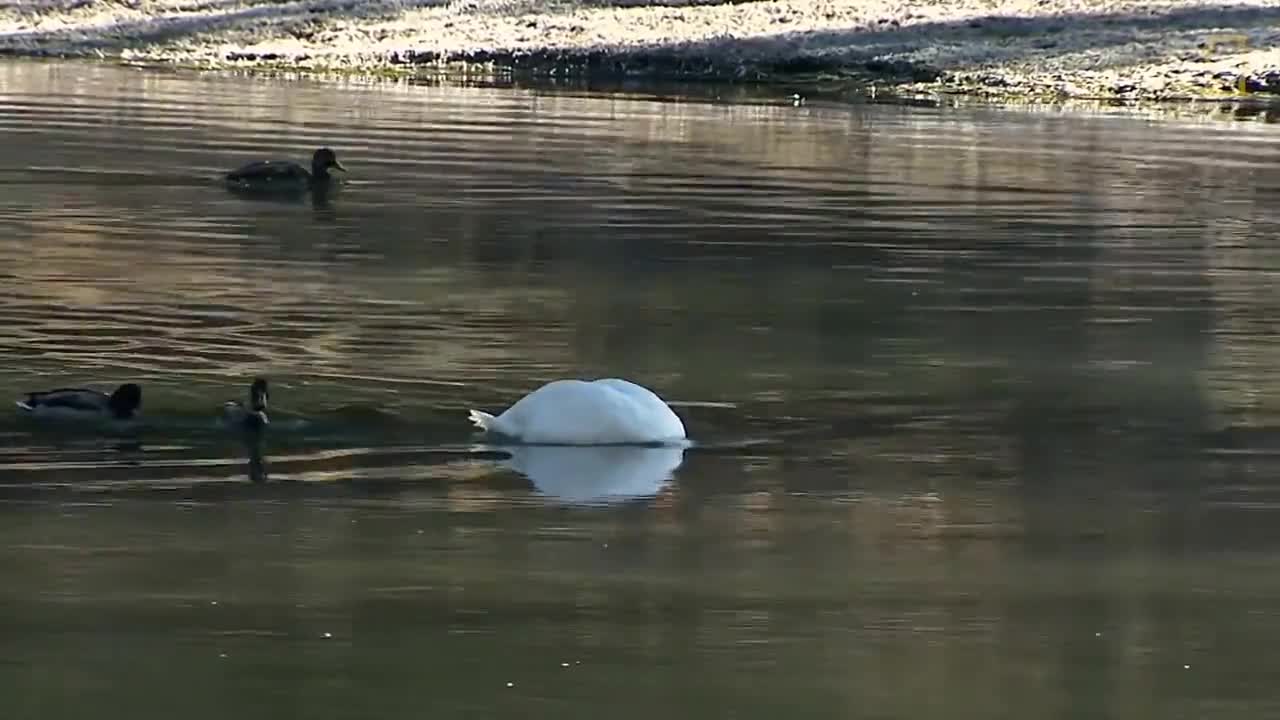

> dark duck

[
  {"left": 16, "top": 383, "right": 142, "bottom": 422},
  {"left": 222, "top": 377, "right": 269, "bottom": 429},
  {"left": 225, "top": 148, "right": 346, "bottom": 191}
]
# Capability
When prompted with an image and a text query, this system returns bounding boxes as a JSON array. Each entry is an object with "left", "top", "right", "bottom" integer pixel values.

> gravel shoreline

[{"left": 1, "top": 0, "right": 1278, "bottom": 103}]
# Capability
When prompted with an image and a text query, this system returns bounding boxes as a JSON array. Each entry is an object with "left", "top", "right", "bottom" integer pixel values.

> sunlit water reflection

[{"left": 3, "top": 59, "right": 1280, "bottom": 718}]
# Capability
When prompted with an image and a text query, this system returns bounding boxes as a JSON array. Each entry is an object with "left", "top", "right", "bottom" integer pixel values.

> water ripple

[{"left": 0, "top": 61, "right": 1275, "bottom": 492}]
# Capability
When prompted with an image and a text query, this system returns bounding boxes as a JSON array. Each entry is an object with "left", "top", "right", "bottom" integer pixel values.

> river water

[{"left": 2, "top": 60, "right": 1280, "bottom": 718}]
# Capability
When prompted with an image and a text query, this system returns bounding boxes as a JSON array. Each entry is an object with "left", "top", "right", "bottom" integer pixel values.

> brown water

[{"left": 3, "top": 59, "right": 1280, "bottom": 719}]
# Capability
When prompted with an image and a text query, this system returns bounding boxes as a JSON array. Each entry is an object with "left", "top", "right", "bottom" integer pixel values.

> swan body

[
  {"left": 469, "top": 378, "right": 685, "bottom": 445},
  {"left": 16, "top": 383, "right": 142, "bottom": 422}
]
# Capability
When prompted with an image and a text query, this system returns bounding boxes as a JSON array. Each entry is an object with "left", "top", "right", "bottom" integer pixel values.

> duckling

[
  {"left": 221, "top": 377, "right": 269, "bottom": 429},
  {"left": 16, "top": 383, "right": 142, "bottom": 422},
  {"left": 225, "top": 148, "right": 346, "bottom": 190}
]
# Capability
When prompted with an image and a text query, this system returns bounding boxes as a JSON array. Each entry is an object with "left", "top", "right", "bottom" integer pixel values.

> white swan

[{"left": 468, "top": 378, "right": 686, "bottom": 445}]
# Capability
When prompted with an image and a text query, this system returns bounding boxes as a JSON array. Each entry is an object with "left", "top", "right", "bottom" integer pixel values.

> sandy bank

[{"left": 1, "top": 0, "right": 1277, "bottom": 103}]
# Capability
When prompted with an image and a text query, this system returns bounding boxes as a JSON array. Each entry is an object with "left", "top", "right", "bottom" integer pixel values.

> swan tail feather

[{"left": 468, "top": 409, "right": 496, "bottom": 432}]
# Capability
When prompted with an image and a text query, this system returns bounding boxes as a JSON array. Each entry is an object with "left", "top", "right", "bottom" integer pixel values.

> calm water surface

[{"left": 3, "top": 60, "right": 1280, "bottom": 718}]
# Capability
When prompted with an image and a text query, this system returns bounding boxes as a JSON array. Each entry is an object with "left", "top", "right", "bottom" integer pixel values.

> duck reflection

[
  {"left": 237, "top": 422, "right": 269, "bottom": 483},
  {"left": 225, "top": 181, "right": 340, "bottom": 216}
]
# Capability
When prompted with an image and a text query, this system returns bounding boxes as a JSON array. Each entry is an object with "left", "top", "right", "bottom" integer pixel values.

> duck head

[
  {"left": 241, "top": 377, "right": 270, "bottom": 428},
  {"left": 311, "top": 148, "right": 346, "bottom": 179},
  {"left": 108, "top": 383, "right": 142, "bottom": 419},
  {"left": 249, "top": 377, "right": 269, "bottom": 412}
]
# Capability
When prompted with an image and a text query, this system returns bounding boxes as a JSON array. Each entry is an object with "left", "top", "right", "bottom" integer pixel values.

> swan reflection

[{"left": 500, "top": 444, "right": 686, "bottom": 505}]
